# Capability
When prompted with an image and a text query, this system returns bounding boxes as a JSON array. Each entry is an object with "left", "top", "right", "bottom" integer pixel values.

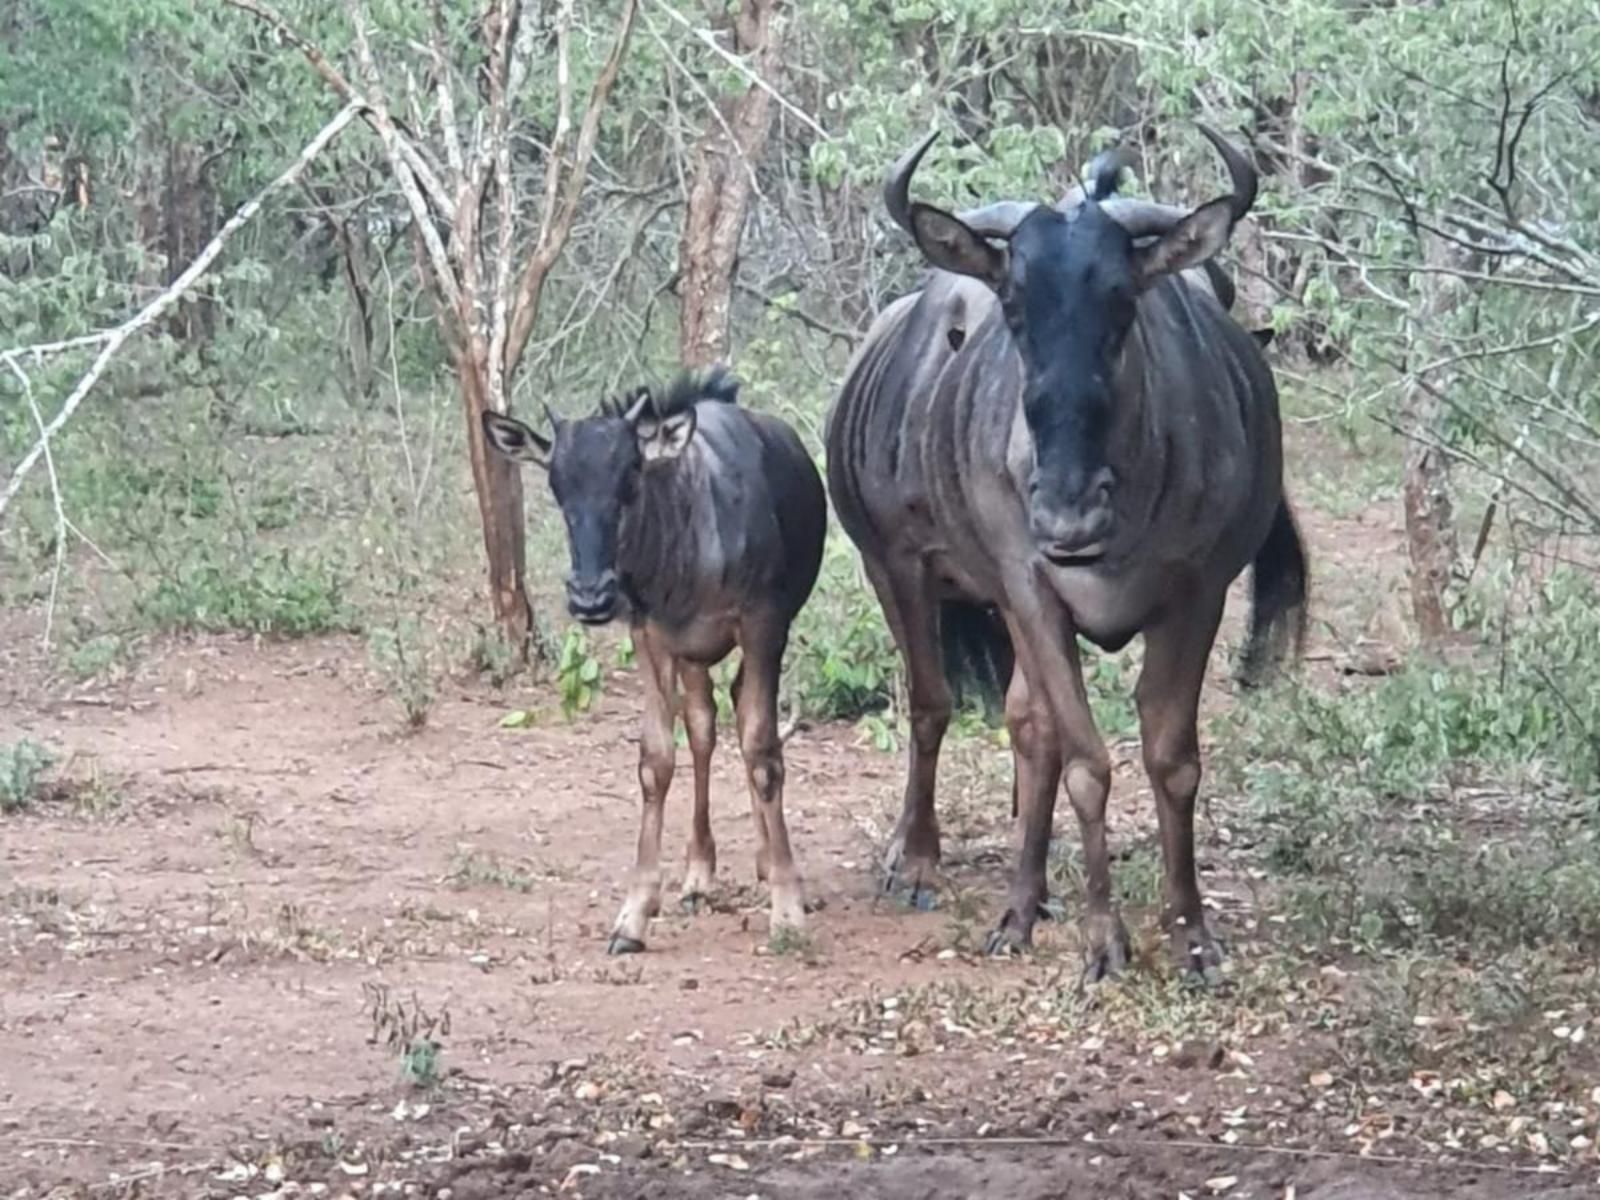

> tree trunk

[
  {"left": 458, "top": 343, "right": 534, "bottom": 655},
  {"left": 677, "top": 0, "right": 781, "bottom": 368},
  {"left": 163, "top": 139, "right": 220, "bottom": 343},
  {"left": 1401, "top": 236, "right": 1461, "bottom": 646}
]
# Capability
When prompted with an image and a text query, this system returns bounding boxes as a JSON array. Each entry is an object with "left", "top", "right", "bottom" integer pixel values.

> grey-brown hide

[
  {"left": 825, "top": 125, "right": 1308, "bottom": 984},
  {"left": 482, "top": 367, "right": 827, "bottom": 955}
]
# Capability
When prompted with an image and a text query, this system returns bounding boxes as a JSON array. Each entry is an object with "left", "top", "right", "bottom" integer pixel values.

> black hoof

[
  {"left": 1180, "top": 961, "right": 1225, "bottom": 990},
  {"left": 983, "top": 915, "right": 1032, "bottom": 957},
  {"left": 803, "top": 896, "right": 828, "bottom": 915},
  {"left": 680, "top": 892, "right": 710, "bottom": 915},
  {"left": 606, "top": 934, "right": 645, "bottom": 956},
  {"left": 1081, "top": 941, "right": 1130, "bottom": 985}
]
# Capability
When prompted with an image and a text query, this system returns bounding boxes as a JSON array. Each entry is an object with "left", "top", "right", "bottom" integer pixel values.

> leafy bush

[
  {"left": 787, "top": 533, "right": 902, "bottom": 722},
  {"left": 1220, "top": 568, "right": 1600, "bottom": 954},
  {"left": 136, "top": 547, "right": 352, "bottom": 636},
  {"left": 0, "top": 740, "right": 55, "bottom": 814}
]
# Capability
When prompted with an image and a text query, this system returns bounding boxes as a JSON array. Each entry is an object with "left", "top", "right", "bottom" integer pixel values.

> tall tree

[
  {"left": 677, "top": 0, "right": 782, "bottom": 368},
  {"left": 224, "top": 0, "right": 638, "bottom": 657}
]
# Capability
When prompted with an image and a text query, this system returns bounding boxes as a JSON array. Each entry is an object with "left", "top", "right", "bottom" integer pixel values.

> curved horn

[
  {"left": 1195, "top": 122, "right": 1258, "bottom": 223},
  {"left": 542, "top": 401, "right": 563, "bottom": 431},
  {"left": 954, "top": 199, "right": 1040, "bottom": 239},
  {"left": 623, "top": 390, "right": 651, "bottom": 426},
  {"left": 883, "top": 129, "right": 940, "bottom": 236}
]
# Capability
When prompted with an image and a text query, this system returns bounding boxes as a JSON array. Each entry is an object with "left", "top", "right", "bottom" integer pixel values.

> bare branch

[
  {"left": 4, "top": 359, "right": 65, "bottom": 648},
  {"left": 428, "top": 0, "right": 466, "bottom": 182},
  {"left": 1412, "top": 312, "right": 1600, "bottom": 379},
  {"left": 504, "top": 0, "right": 640, "bottom": 380},
  {"left": 223, "top": 0, "right": 457, "bottom": 223},
  {"left": 1, "top": 104, "right": 362, "bottom": 522},
  {"left": 645, "top": 0, "right": 830, "bottom": 140},
  {"left": 0, "top": 332, "right": 115, "bottom": 369},
  {"left": 339, "top": 0, "right": 462, "bottom": 311}
]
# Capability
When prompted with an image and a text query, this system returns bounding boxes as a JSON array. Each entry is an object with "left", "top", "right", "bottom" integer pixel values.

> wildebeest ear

[
  {"left": 481, "top": 410, "right": 551, "bottom": 468},
  {"left": 638, "top": 406, "right": 697, "bottom": 461},
  {"left": 1130, "top": 197, "right": 1233, "bottom": 290},
  {"left": 908, "top": 203, "right": 1006, "bottom": 287}
]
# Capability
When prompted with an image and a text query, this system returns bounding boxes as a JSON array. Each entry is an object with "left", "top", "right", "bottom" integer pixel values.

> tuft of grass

[
  {"left": 367, "top": 618, "right": 438, "bottom": 729},
  {"left": 365, "top": 983, "right": 450, "bottom": 1090},
  {"left": 768, "top": 924, "right": 824, "bottom": 963},
  {"left": 445, "top": 848, "right": 548, "bottom": 892}
]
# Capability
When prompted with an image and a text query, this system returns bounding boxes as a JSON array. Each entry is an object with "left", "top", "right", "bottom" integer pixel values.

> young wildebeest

[
  {"left": 826, "top": 125, "right": 1308, "bottom": 983},
  {"left": 482, "top": 367, "right": 827, "bottom": 953}
]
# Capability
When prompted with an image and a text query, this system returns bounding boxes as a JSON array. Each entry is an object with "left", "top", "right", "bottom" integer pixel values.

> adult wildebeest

[
  {"left": 826, "top": 125, "right": 1308, "bottom": 983},
  {"left": 482, "top": 366, "right": 827, "bottom": 954}
]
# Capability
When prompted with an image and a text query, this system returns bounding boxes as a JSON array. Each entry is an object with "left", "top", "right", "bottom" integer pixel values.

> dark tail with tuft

[
  {"left": 939, "top": 600, "right": 1014, "bottom": 722},
  {"left": 1236, "top": 495, "right": 1310, "bottom": 689}
]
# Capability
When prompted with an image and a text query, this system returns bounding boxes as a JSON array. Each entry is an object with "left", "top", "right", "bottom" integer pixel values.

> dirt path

[{"left": 4, "top": 496, "right": 1592, "bottom": 1196}]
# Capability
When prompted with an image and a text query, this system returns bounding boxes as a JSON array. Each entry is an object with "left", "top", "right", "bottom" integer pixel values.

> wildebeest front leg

[
  {"left": 994, "top": 665, "right": 1061, "bottom": 946},
  {"left": 862, "top": 557, "right": 949, "bottom": 909},
  {"left": 679, "top": 662, "right": 718, "bottom": 913},
  {"left": 992, "top": 584, "right": 1126, "bottom": 976},
  {"left": 1137, "top": 592, "right": 1227, "bottom": 983},
  {"left": 609, "top": 623, "right": 677, "bottom": 955},
  {"left": 734, "top": 617, "right": 807, "bottom": 936}
]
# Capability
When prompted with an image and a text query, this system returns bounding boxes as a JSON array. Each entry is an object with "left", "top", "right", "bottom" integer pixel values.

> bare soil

[{"left": 2, "top": 490, "right": 1594, "bottom": 1198}]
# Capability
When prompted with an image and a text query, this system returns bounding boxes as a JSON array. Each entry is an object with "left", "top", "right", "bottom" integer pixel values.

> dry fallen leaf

[
  {"left": 709, "top": 1153, "right": 751, "bottom": 1172},
  {"left": 1309, "top": 1071, "right": 1335, "bottom": 1089},
  {"left": 1493, "top": 1090, "right": 1516, "bottom": 1111},
  {"left": 1206, "top": 1175, "right": 1239, "bottom": 1193}
]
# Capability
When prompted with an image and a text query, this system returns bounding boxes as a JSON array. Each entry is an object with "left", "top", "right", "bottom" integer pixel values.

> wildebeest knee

[
  {"left": 1149, "top": 748, "right": 1201, "bottom": 807},
  {"left": 685, "top": 707, "right": 716, "bottom": 757},
  {"left": 1063, "top": 755, "right": 1111, "bottom": 818},
  {"left": 1006, "top": 705, "right": 1057, "bottom": 760},
  {"left": 638, "top": 751, "right": 674, "bottom": 800},
  {"left": 743, "top": 741, "right": 784, "bottom": 800}
]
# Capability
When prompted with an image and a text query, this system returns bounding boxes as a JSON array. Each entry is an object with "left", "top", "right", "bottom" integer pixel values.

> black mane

[{"left": 600, "top": 364, "right": 742, "bottom": 419}]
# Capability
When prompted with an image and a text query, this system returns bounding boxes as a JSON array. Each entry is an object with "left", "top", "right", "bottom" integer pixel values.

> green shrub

[{"left": 0, "top": 740, "right": 55, "bottom": 814}]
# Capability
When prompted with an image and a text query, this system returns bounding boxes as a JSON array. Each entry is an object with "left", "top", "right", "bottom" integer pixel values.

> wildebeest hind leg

[
  {"left": 1136, "top": 592, "right": 1227, "bottom": 984},
  {"left": 679, "top": 662, "right": 719, "bottom": 914},
  {"left": 609, "top": 624, "right": 677, "bottom": 955},
  {"left": 729, "top": 661, "right": 772, "bottom": 884},
  {"left": 734, "top": 615, "right": 807, "bottom": 936},
  {"left": 862, "top": 557, "right": 948, "bottom": 910}
]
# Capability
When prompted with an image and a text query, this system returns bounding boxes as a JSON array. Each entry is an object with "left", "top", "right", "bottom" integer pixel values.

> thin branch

[
  {"left": 1411, "top": 312, "right": 1600, "bottom": 379},
  {"left": 0, "top": 331, "right": 115, "bottom": 369},
  {"left": 5, "top": 360, "right": 66, "bottom": 648},
  {"left": 223, "top": 0, "right": 457, "bottom": 223},
  {"left": 645, "top": 0, "right": 831, "bottom": 140},
  {"left": 427, "top": 0, "right": 465, "bottom": 182},
  {"left": 504, "top": 0, "right": 639, "bottom": 380},
  {"left": 0, "top": 104, "right": 362, "bottom": 523},
  {"left": 341, "top": 0, "right": 462, "bottom": 312}
]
